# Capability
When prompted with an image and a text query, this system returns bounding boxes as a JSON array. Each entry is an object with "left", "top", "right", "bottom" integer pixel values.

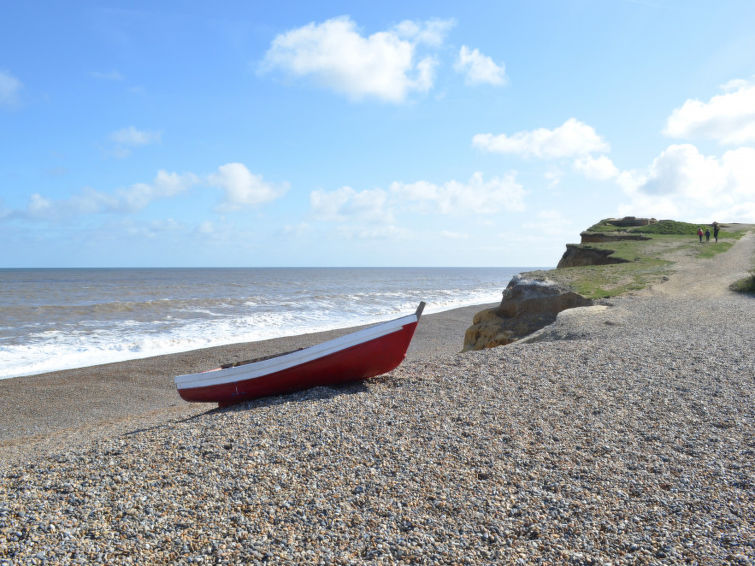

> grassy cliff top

[
  {"left": 523, "top": 218, "right": 752, "bottom": 299},
  {"left": 585, "top": 218, "right": 736, "bottom": 236}
]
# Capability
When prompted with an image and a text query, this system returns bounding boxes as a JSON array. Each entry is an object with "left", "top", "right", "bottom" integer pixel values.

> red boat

[{"left": 175, "top": 302, "right": 425, "bottom": 407}]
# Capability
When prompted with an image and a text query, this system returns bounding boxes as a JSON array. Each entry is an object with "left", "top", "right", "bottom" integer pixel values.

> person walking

[
  {"left": 713, "top": 222, "right": 720, "bottom": 242},
  {"left": 697, "top": 227, "right": 704, "bottom": 242},
  {"left": 705, "top": 228, "right": 711, "bottom": 242}
]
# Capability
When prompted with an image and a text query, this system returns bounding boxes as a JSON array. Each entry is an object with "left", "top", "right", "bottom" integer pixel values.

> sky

[{"left": 2, "top": 1, "right": 755, "bottom": 268}]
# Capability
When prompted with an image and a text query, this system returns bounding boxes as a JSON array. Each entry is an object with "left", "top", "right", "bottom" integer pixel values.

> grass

[
  {"left": 585, "top": 219, "right": 699, "bottom": 234},
  {"left": 696, "top": 241, "right": 734, "bottom": 259},
  {"left": 525, "top": 258, "right": 672, "bottom": 299},
  {"left": 585, "top": 218, "right": 744, "bottom": 240},
  {"left": 730, "top": 271, "right": 755, "bottom": 294},
  {"left": 730, "top": 250, "right": 755, "bottom": 295},
  {"left": 525, "top": 218, "right": 752, "bottom": 300}
]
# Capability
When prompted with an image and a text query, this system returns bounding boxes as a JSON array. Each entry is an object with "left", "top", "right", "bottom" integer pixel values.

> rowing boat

[{"left": 175, "top": 302, "right": 425, "bottom": 406}]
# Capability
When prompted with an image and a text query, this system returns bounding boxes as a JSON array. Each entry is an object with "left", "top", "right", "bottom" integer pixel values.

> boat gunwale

[{"left": 175, "top": 310, "right": 420, "bottom": 391}]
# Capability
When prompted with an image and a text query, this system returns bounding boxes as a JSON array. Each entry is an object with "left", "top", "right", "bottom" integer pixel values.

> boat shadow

[
  {"left": 122, "top": 380, "right": 377, "bottom": 438},
  {"left": 215, "top": 380, "right": 371, "bottom": 414},
  {"left": 123, "top": 381, "right": 373, "bottom": 437}
]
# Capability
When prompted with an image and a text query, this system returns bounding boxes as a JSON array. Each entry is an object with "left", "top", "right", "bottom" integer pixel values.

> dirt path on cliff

[{"left": 643, "top": 225, "right": 755, "bottom": 298}]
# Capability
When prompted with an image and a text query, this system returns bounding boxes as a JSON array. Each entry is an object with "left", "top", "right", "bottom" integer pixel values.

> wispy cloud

[
  {"left": 91, "top": 70, "right": 125, "bottom": 81},
  {"left": 110, "top": 126, "right": 161, "bottom": 146},
  {"left": 390, "top": 172, "right": 525, "bottom": 214},
  {"left": 260, "top": 16, "right": 454, "bottom": 103},
  {"left": 5, "top": 162, "right": 290, "bottom": 224},
  {"left": 441, "top": 230, "right": 470, "bottom": 240},
  {"left": 454, "top": 46, "right": 506, "bottom": 86},
  {"left": 12, "top": 170, "right": 198, "bottom": 222},
  {"left": 0, "top": 70, "right": 22, "bottom": 107},
  {"left": 308, "top": 171, "right": 526, "bottom": 238},
  {"left": 521, "top": 210, "right": 577, "bottom": 238},
  {"left": 108, "top": 126, "right": 162, "bottom": 158},
  {"left": 310, "top": 185, "right": 392, "bottom": 223}
]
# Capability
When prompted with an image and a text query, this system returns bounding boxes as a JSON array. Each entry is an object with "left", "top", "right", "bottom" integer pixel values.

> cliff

[{"left": 463, "top": 216, "right": 739, "bottom": 351}]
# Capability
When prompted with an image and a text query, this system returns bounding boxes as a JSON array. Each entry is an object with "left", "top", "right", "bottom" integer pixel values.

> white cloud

[
  {"left": 573, "top": 155, "right": 619, "bottom": 180},
  {"left": 91, "top": 70, "right": 125, "bottom": 81},
  {"left": 393, "top": 18, "right": 455, "bottom": 47},
  {"left": 109, "top": 126, "right": 162, "bottom": 158},
  {"left": 522, "top": 210, "right": 577, "bottom": 238},
  {"left": 198, "top": 221, "right": 215, "bottom": 235},
  {"left": 260, "top": 16, "right": 451, "bottom": 102},
  {"left": 441, "top": 230, "right": 469, "bottom": 240},
  {"left": 473, "top": 118, "right": 609, "bottom": 159},
  {"left": 619, "top": 144, "right": 755, "bottom": 222},
  {"left": 110, "top": 126, "right": 161, "bottom": 146},
  {"left": 124, "top": 218, "right": 183, "bottom": 239},
  {"left": 0, "top": 70, "right": 22, "bottom": 107},
  {"left": 310, "top": 186, "right": 392, "bottom": 223},
  {"left": 664, "top": 79, "right": 755, "bottom": 145},
  {"left": 544, "top": 168, "right": 563, "bottom": 188},
  {"left": 14, "top": 164, "right": 286, "bottom": 222},
  {"left": 390, "top": 172, "right": 526, "bottom": 214},
  {"left": 454, "top": 46, "right": 506, "bottom": 86},
  {"left": 337, "top": 224, "right": 411, "bottom": 241},
  {"left": 27, "top": 193, "right": 54, "bottom": 217},
  {"left": 117, "top": 170, "right": 198, "bottom": 212},
  {"left": 307, "top": 172, "right": 526, "bottom": 239},
  {"left": 208, "top": 163, "right": 288, "bottom": 210},
  {"left": 22, "top": 170, "right": 199, "bottom": 220}
]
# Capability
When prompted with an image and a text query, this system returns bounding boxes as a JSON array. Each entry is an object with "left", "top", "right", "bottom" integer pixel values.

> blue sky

[{"left": 2, "top": 1, "right": 755, "bottom": 267}]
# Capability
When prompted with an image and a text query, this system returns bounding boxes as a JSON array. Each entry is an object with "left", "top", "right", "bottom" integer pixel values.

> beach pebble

[{"left": 1, "top": 289, "right": 753, "bottom": 564}]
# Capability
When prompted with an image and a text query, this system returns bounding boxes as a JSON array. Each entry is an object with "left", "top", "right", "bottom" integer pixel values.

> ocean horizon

[{"left": 0, "top": 266, "right": 544, "bottom": 380}]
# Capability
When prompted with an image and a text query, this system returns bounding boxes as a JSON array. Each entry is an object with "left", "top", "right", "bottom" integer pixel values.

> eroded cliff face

[
  {"left": 579, "top": 232, "right": 650, "bottom": 243},
  {"left": 556, "top": 216, "right": 656, "bottom": 268},
  {"left": 556, "top": 244, "right": 629, "bottom": 268},
  {"left": 463, "top": 216, "right": 660, "bottom": 351},
  {"left": 463, "top": 276, "right": 593, "bottom": 351}
]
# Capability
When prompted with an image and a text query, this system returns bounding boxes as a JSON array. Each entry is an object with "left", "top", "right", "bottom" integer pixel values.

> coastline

[
  {"left": 0, "top": 303, "right": 495, "bottom": 464},
  {"left": 1, "top": 232, "right": 753, "bottom": 562}
]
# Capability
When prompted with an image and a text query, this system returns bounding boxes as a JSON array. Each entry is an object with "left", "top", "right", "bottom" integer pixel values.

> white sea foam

[{"left": 0, "top": 267, "right": 527, "bottom": 380}]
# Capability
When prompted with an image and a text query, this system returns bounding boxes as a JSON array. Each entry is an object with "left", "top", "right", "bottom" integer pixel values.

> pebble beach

[{"left": 1, "top": 235, "right": 753, "bottom": 564}]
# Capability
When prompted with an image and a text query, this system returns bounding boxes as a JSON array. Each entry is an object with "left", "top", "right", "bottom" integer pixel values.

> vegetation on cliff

[
  {"left": 586, "top": 218, "right": 744, "bottom": 238},
  {"left": 525, "top": 218, "right": 748, "bottom": 299}
]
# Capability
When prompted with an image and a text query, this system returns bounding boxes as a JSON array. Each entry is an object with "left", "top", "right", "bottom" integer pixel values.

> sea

[{"left": 0, "top": 267, "right": 534, "bottom": 380}]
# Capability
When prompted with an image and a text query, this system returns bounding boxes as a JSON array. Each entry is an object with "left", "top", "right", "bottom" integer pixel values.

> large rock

[
  {"left": 463, "top": 276, "right": 593, "bottom": 351},
  {"left": 556, "top": 244, "right": 630, "bottom": 268}
]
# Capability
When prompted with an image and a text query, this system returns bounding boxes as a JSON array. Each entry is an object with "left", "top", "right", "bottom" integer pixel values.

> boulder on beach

[{"left": 463, "top": 275, "right": 593, "bottom": 351}]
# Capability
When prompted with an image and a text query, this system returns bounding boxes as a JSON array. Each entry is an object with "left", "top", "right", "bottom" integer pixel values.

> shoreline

[
  {"left": 1, "top": 232, "right": 753, "bottom": 563},
  {"left": 0, "top": 302, "right": 495, "bottom": 464}
]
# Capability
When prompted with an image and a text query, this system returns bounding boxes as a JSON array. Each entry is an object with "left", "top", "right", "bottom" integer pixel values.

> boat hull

[{"left": 175, "top": 303, "right": 424, "bottom": 406}]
